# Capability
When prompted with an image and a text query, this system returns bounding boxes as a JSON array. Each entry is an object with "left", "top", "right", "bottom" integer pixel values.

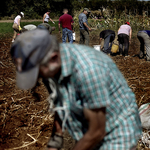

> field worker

[
  {"left": 10, "top": 29, "right": 142, "bottom": 150},
  {"left": 43, "top": 10, "right": 55, "bottom": 24},
  {"left": 137, "top": 30, "right": 150, "bottom": 61},
  {"left": 79, "top": 8, "right": 91, "bottom": 45},
  {"left": 99, "top": 30, "right": 115, "bottom": 55},
  {"left": 118, "top": 22, "right": 132, "bottom": 57},
  {"left": 12, "top": 12, "right": 24, "bottom": 42},
  {"left": 21, "top": 24, "right": 37, "bottom": 32},
  {"left": 37, "top": 23, "right": 56, "bottom": 34},
  {"left": 58, "top": 8, "right": 74, "bottom": 43}
]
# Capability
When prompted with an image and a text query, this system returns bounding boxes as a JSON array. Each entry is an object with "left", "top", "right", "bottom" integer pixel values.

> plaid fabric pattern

[{"left": 51, "top": 43, "right": 142, "bottom": 150}]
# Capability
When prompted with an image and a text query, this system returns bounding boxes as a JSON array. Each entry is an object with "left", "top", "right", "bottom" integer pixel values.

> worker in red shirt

[{"left": 59, "top": 8, "right": 74, "bottom": 43}]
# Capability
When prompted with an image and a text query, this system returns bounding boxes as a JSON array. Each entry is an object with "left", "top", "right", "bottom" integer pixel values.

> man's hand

[
  {"left": 72, "top": 107, "right": 106, "bottom": 150},
  {"left": 47, "top": 134, "right": 63, "bottom": 150},
  {"left": 47, "top": 113, "right": 63, "bottom": 150},
  {"left": 83, "top": 22, "right": 91, "bottom": 32},
  {"left": 88, "top": 28, "right": 91, "bottom": 31}
]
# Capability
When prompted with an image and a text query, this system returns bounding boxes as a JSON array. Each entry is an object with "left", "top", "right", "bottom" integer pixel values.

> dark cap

[
  {"left": 10, "top": 29, "right": 52, "bottom": 90},
  {"left": 84, "top": 8, "right": 91, "bottom": 13},
  {"left": 37, "top": 23, "right": 51, "bottom": 33}
]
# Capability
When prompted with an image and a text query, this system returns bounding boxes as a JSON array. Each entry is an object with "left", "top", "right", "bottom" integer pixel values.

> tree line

[{"left": 0, "top": 0, "right": 150, "bottom": 19}]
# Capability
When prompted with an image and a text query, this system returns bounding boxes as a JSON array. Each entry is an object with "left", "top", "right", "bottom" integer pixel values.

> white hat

[{"left": 20, "top": 12, "right": 24, "bottom": 17}]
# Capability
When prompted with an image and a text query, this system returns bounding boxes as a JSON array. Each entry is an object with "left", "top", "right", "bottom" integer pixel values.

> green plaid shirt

[{"left": 49, "top": 43, "right": 142, "bottom": 150}]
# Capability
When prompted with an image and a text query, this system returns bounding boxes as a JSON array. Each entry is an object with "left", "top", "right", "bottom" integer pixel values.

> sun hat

[
  {"left": 83, "top": 8, "right": 91, "bottom": 13},
  {"left": 20, "top": 12, "right": 24, "bottom": 17},
  {"left": 10, "top": 29, "right": 53, "bottom": 90}
]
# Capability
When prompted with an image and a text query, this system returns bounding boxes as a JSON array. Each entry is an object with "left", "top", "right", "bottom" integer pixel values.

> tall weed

[{"left": 73, "top": 9, "right": 150, "bottom": 33}]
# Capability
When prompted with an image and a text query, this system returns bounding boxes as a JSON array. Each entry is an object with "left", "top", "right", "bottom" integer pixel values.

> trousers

[
  {"left": 118, "top": 33, "right": 129, "bottom": 56},
  {"left": 79, "top": 29, "right": 89, "bottom": 45},
  {"left": 62, "top": 28, "right": 73, "bottom": 43}
]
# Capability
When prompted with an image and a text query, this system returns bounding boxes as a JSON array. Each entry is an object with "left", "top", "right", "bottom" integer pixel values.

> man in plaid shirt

[{"left": 11, "top": 29, "right": 142, "bottom": 150}]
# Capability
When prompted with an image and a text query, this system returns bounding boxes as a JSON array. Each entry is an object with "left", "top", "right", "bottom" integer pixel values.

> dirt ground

[{"left": 0, "top": 32, "right": 150, "bottom": 150}]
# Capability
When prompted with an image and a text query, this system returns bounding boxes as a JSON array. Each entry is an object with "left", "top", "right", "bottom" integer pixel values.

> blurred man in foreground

[{"left": 10, "top": 29, "right": 142, "bottom": 150}]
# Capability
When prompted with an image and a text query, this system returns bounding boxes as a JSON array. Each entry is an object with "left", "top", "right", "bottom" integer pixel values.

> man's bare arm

[
  {"left": 47, "top": 113, "right": 63, "bottom": 150},
  {"left": 71, "top": 22, "right": 74, "bottom": 32},
  {"left": 58, "top": 24, "right": 61, "bottom": 33},
  {"left": 129, "top": 28, "right": 132, "bottom": 43},
  {"left": 83, "top": 22, "right": 91, "bottom": 31},
  {"left": 50, "top": 18, "right": 55, "bottom": 24},
  {"left": 99, "top": 38, "right": 102, "bottom": 45},
  {"left": 43, "top": 14, "right": 46, "bottom": 23},
  {"left": 72, "top": 107, "right": 106, "bottom": 150},
  {"left": 18, "top": 18, "right": 21, "bottom": 26}
]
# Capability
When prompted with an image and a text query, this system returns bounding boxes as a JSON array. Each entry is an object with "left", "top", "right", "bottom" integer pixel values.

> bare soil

[{"left": 0, "top": 33, "right": 149, "bottom": 150}]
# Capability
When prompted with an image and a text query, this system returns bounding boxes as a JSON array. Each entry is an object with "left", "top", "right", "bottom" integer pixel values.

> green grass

[
  {"left": 0, "top": 23, "right": 14, "bottom": 34},
  {"left": 0, "top": 21, "right": 59, "bottom": 38}
]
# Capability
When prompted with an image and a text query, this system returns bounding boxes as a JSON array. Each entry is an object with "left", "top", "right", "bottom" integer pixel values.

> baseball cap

[
  {"left": 20, "top": 12, "right": 24, "bottom": 17},
  {"left": 10, "top": 29, "right": 52, "bottom": 90},
  {"left": 125, "top": 22, "right": 130, "bottom": 25},
  {"left": 84, "top": 8, "right": 91, "bottom": 13}
]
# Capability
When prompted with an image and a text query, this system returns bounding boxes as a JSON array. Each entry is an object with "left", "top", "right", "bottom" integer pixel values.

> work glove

[
  {"left": 19, "top": 26, "right": 22, "bottom": 31},
  {"left": 47, "top": 134, "right": 63, "bottom": 150},
  {"left": 53, "top": 21, "right": 55, "bottom": 24}
]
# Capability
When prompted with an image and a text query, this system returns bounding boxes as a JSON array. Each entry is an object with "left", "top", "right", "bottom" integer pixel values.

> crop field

[{"left": 0, "top": 21, "right": 150, "bottom": 149}]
